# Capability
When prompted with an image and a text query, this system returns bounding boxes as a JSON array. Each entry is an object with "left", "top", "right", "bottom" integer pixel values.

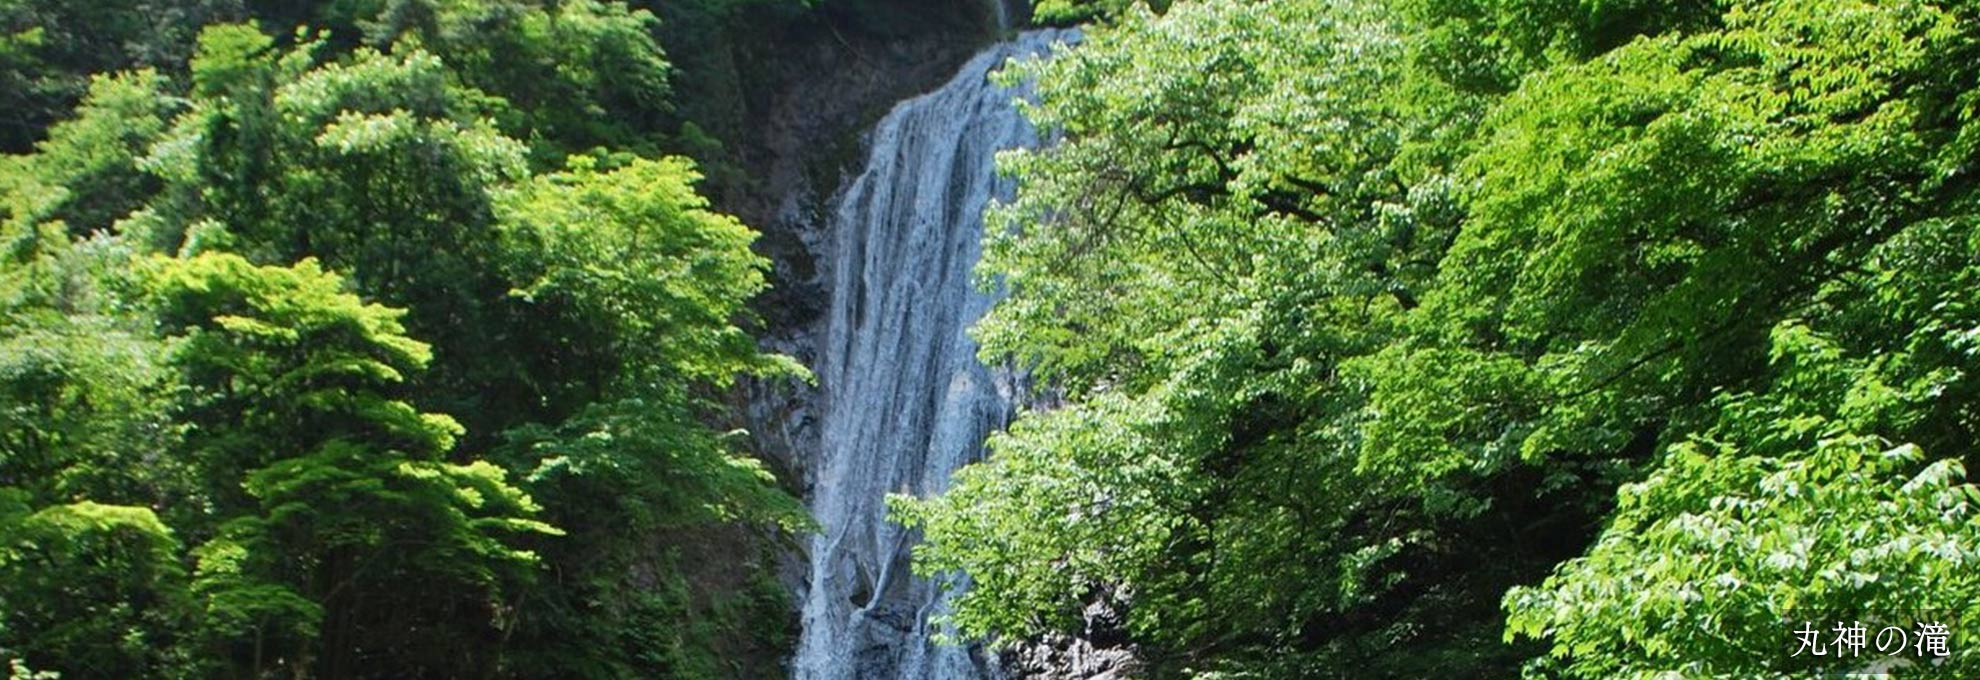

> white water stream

[{"left": 793, "top": 28, "right": 1075, "bottom": 680}]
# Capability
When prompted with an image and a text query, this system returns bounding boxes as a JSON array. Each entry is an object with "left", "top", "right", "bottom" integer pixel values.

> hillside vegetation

[
  {"left": 897, "top": 0, "right": 1980, "bottom": 677},
  {"left": 0, "top": 0, "right": 838, "bottom": 676},
  {"left": 5, "top": 0, "right": 1978, "bottom": 678}
]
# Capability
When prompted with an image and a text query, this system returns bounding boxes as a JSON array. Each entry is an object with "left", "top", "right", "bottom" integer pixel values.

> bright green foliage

[
  {"left": 904, "top": 0, "right": 1980, "bottom": 675},
  {"left": 132, "top": 23, "right": 806, "bottom": 676},
  {"left": 494, "top": 155, "right": 802, "bottom": 397},
  {"left": 1396, "top": 0, "right": 1725, "bottom": 92},
  {"left": 158, "top": 24, "right": 535, "bottom": 441},
  {"left": 358, "top": 0, "right": 675, "bottom": 163},
  {"left": 0, "top": 222, "right": 193, "bottom": 680},
  {"left": 0, "top": 155, "right": 193, "bottom": 679},
  {"left": 0, "top": 0, "right": 236, "bottom": 153},
  {"left": 0, "top": 494, "right": 190, "bottom": 678},
  {"left": 496, "top": 397, "right": 807, "bottom": 678},
  {"left": 509, "top": 397, "right": 807, "bottom": 540},
  {"left": 0, "top": 232, "right": 183, "bottom": 508},
  {"left": 146, "top": 252, "right": 446, "bottom": 499},
  {"left": 893, "top": 391, "right": 1203, "bottom": 640},
  {"left": 1031, "top": 0, "right": 1172, "bottom": 23},
  {"left": 147, "top": 252, "right": 558, "bottom": 676},
  {"left": 908, "top": 1, "right": 1519, "bottom": 672},
  {"left": 1506, "top": 327, "right": 1980, "bottom": 678},
  {"left": 1, "top": 69, "right": 179, "bottom": 238},
  {"left": 1471, "top": 0, "right": 1980, "bottom": 658},
  {"left": 0, "top": 1, "right": 816, "bottom": 677},
  {"left": 152, "top": 23, "right": 802, "bottom": 451},
  {"left": 488, "top": 155, "right": 809, "bottom": 678}
]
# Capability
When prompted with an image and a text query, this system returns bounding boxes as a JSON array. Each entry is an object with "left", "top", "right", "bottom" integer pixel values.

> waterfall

[
  {"left": 794, "top": 28, "right": 1076, "bottom": 680},
  {"left": 989, "top": 0, "right": 1029, "bottom": 32}
]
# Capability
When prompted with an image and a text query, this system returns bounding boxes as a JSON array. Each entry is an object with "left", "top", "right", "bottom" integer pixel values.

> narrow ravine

[{"left": 794, "top": 28, "right": 1076, "bottom": 680}]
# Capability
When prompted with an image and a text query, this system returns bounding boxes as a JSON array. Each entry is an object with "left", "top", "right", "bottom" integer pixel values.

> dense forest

[
  {"left": 3, "top": 0, "right": 1978, "bottom": 678},
  {"left": 898, "top": 0, "right": 1980, "bottom": 677},
  {"left": 0, "top": 0, "right": 962, "bottom": 676}
]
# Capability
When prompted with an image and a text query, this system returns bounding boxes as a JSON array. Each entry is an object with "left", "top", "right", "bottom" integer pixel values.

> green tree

[
  {"left": 0, "top": 231, "right": 183, "bottom": 510},
  {"left": 0, "top": 4, "right": 814, "bottom": 678},
  {"left": 1, "top": 69, "right": 179, "bottom": 239},
  {"left": 357, "top": 0, "right": 676, "bottom": 164},
  {"left": 146, "top": 253, "right": 557, "bottom": 676},
  {"left": 1030, "top": 0, "right": 1171, "bottom": 23},
  {"left": 1506, "top": 326, "right": 1980, "bottom": 678},
  {"left": 0, "top": 0, "right": 238, "bottom": 152},
  {"left": 904, "top": 0, "right": 1980, "bottom": 676},
  {"left": 0, "top": 112, "right": 194, "bottom": 679},
  {"left": 151, "top": 23, "right": 541, "bottom": 443},
  {"left": 901, "top": 1, "right": 1518, "bottom": 673},
  {"left": 146, "top": 24, "right": 807, "bottom": 676},
  {"left": 0, "top": 495, "right": 191, "bottom": 678},
  {"left": 489, "top": 155, "right": 809, "bottom": 678},
  {"left": 493, "top": 155, "right": 800, "bottom": 398}
]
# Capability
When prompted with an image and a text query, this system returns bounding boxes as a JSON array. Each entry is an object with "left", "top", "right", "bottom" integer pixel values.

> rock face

[{"left": 1001, "top": 599, "right": 1145, "bottom": 680}]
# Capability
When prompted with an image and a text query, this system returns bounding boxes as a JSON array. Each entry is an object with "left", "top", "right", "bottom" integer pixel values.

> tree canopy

[
  {"left": 7, "top": 0, "right": 1979, "bottom": 677},
  {"left": 0, "top": 3, "right": 814, "bottom": 676},
  {"left": 899, "top": 0, "right": 1980, "bottom": 676}
]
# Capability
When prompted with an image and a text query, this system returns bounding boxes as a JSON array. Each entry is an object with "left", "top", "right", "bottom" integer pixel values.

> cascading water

[{"left": 794, "top": 29, "right": 1076, "bottom": 680}]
